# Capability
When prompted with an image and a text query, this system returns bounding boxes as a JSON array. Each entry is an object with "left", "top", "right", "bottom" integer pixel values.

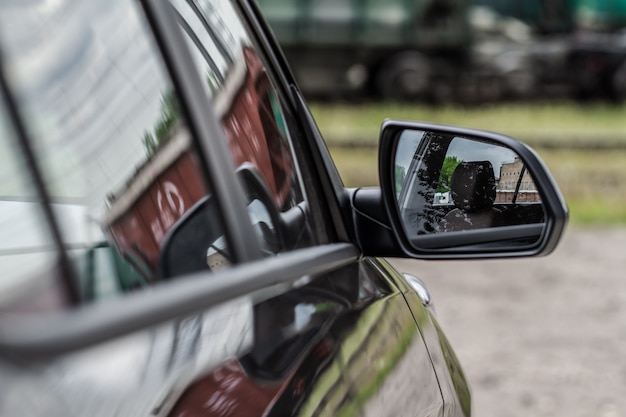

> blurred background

[{"left": 257, "top": 0, "right": 626, "bottom": 416}]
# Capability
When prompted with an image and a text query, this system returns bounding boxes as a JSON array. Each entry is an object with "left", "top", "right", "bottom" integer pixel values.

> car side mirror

[{"left": 378, "top": 120, "right": 568, "bottom": 259}]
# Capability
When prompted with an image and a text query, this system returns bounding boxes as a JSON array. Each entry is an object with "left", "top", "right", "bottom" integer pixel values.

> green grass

[
  {"left": 540, "top": 149, "right": 626, "bottom": 225},
  {"left": 328, "top": 146, "right": 379, "bottom": 186},
  {"left": 317, "top": 102, "right": 626, "bottom": 225},
  {"left": 327, "top": 146, "right": 626, "bottom": 225},
  {"left": 312, "top": 101, "right": 626, "bottom": 148},
  {"left": 567, "top": 198, "right": 626, "bottom": 224}
]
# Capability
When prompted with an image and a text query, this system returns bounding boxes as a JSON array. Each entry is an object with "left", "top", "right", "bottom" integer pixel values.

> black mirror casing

[{"left": 377, "top": 119, "right": 569, "bottom": 259}]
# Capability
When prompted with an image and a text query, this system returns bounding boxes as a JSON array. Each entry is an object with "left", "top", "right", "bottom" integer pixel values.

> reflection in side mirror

[{"left": 385, "top": 123, "right": 563, "bottom": 254}]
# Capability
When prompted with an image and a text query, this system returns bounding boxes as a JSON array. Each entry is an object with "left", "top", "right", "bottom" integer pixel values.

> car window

[
  {"left": 170, "top": 0, "right": 318, "bottom": 251},
  {"left": 0, "top": 98, "right": 70, "bottom": 310},
  {"left": 0, "top": 0, "right": 234, "bottom": 305},
  {"left": 0, "top": 0, "right": 319, "bottom": 307}
]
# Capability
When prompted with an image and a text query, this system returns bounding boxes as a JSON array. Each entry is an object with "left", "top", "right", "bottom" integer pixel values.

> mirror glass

[{"left": 394, "top": 129, "right": 545, "bottom": 249}]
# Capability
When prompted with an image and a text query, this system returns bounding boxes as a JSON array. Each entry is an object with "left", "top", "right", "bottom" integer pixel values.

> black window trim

[
  {"left": 292, "top": 86, "right": 351, "bottom": 241},
  {"left": 0, "top": 243, "right": 358, "bottom": 360},
  {"left": 235, "top": 0, "right": 298, "bottom": 108},
  {"left": 236, "top": 0, "right": 351, "bottom": 243},
  {"left": 175, "top": 8, "right": 224, "bottom": 85}
]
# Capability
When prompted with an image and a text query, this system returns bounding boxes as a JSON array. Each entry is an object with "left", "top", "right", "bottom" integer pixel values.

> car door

[
  {"left": 0, "top": 1, "right": 446, "bottom": 417},
  {"left": 161, "top": 1, "right": 446, "bottom": 416}
]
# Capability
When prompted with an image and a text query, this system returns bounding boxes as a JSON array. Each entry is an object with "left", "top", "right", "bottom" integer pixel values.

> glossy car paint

[
  {"left": 0, "top": 0, "right": 506, "bottom": 416},
  {"left": 383, "top": 258, "right": 472, "bottom": 417},
  {"left": 0, "top": 258, "right": 459, "bottom": 417},
  {"left": 168, "top": 259, "right": 446, "bottom": 417}
]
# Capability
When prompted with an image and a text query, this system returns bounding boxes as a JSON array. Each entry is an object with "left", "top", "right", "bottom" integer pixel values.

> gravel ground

[{"left": 389, "top": 227, "right": 626, "bottom": 417}]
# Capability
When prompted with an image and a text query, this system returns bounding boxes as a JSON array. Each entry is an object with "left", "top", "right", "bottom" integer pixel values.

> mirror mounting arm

[{"left": 346, "top": 187, "right": 405, "bottom": 257}]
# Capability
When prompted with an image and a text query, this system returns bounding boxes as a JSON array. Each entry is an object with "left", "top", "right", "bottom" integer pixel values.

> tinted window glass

[
  {"left": 171, "top": 0, "right": 316, "bottom": 253},
  {"left": 0, "top": 0, "right": 230, "bottom": 303},
  {"left": 0, "top": 99, "right": 67, "bottom": 309}
]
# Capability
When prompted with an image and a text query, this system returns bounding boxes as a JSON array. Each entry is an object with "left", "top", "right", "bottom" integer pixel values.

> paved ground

[{"left": 389, "top": 227, "right": 626, "bottom": 417}]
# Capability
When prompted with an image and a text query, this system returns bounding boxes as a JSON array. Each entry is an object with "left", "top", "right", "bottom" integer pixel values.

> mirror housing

[{"left": 374, "top": 120, "right": 568, "bottom": 259}]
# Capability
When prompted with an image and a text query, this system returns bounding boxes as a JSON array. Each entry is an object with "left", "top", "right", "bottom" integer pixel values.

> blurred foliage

[
  {"left": 142, "top": 91, "right": 180, "bottom": 157},
  {"left": 540, "top": 149, "right": 626, "bottom": 225}
]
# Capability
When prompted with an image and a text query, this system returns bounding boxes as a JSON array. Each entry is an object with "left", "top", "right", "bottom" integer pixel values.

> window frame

[
  {"left": 235, "top": 0, "right": 352, "bottom": 243},
  {"left": 0, "top": 0, "right": 363, "bottom": 360},
  {"left": 164, "top": 0, "right": 350, "bottom": 246}
]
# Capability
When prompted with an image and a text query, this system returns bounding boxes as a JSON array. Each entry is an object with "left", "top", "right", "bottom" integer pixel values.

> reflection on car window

[
  {"left": 0, "top": 0, "right": 227, "bottom": 304},
  {"left": 0, "top": 0, "right": 318, "bottom": 307},
  {"left": 0, "top": 97, "right": 70, "bottom": 310},
  {"left": 171, "top": 0, "right": 315, "bottom": 252}
]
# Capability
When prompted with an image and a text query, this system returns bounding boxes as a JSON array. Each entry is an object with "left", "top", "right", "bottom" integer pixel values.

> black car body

[{"left": 0, "top": 1, "right": 567, "bottom": 416}]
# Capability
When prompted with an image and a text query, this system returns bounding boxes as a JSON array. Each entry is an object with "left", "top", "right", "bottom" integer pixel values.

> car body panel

[
  {"left": 0, "top": 0, "right": 566, "bottom": 416},
  {"left": 0, "top": 257, "right": 451, "bottom": 417}
]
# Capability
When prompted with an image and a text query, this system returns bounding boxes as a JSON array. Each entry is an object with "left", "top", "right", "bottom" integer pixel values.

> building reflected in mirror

[{"left": 496, "top": 157, "right": 541, "bottom": 203}]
